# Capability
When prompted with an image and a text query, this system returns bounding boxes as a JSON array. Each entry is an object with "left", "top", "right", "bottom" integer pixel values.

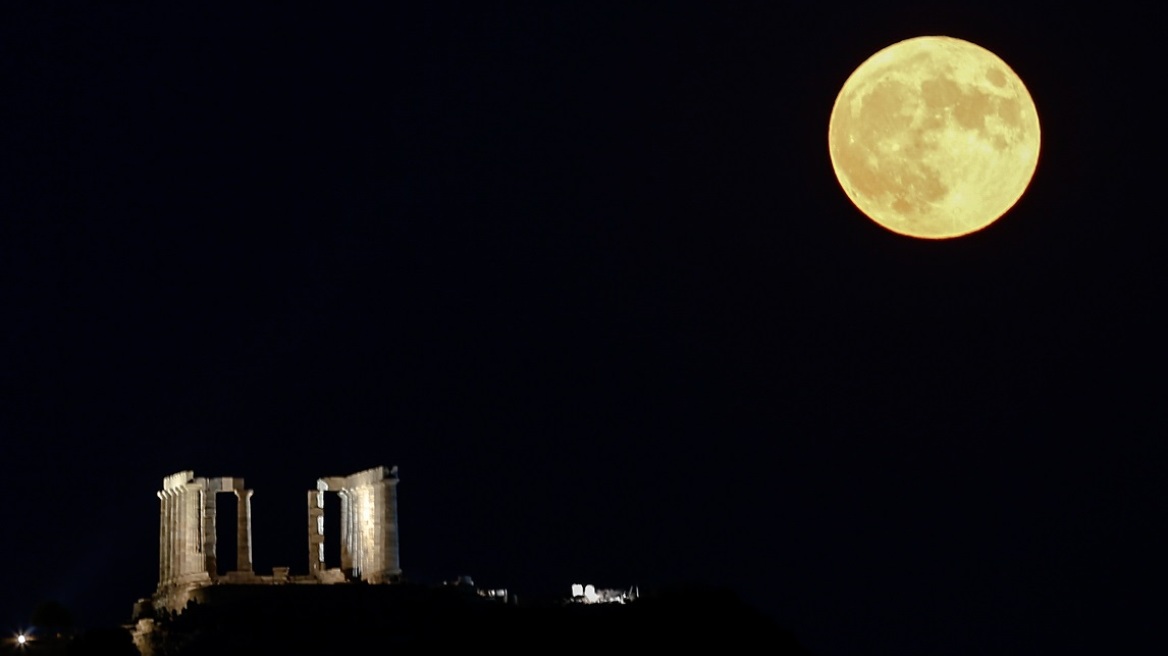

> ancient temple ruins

[
  {"left": 152, "top": 466, "right": 400, "bottom": 612},
  {"left": 306, "top": 467, "right": 400, "bottom": 584},
  {"left": 156, "top": 472, "right": 254, "bottom": 591}
]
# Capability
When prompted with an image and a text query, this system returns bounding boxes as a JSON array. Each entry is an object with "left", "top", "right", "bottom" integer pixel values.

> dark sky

[{"left": 1, "top": 3, "right": 1162, "bottom": 655}]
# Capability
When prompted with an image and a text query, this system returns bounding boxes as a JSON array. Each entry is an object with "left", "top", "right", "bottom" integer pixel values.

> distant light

[
  {"left": 16, "top": 634, "right": 26, "bottom": 645},
  {"left": 568, "top": 583, "right": 639, "bottom": 604},
  {"left": 584, "top": 585, "right": 599, "bottom": 603}
]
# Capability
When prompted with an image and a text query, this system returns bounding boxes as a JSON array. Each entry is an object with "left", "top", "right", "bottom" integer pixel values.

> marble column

[
  {"left": 236, "top": 489, "right": 254, "bottom": 573},
  {"left": 202, "top": 491, "right": 218, "bottom": 577},
  {"left": 157, "top": 490, "right": 170, "bottom": 585},
  {"left": 307, "top": 490, "right": 324, "bottom": 573},
  {"left": 339, "top": 490, "right": 353, "bottom": 577},
  {"left": 379, "top": 476, "right": 401, "bottom": 580},
  {"left": 177, "top": 486, "right": 193, "bottom": 579}
]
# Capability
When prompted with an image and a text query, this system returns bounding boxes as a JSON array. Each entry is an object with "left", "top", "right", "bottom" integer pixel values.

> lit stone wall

[
  {"left": 308, "top": 466, "right": 400, "bottom": 583},
  {"left": 156, "top": 472, "right": 254, "bottom": 597}
]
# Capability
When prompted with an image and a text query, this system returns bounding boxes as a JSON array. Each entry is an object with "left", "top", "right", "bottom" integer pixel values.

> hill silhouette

[{"left": 127, "top": 582, "right": 811, "bottom": 655}]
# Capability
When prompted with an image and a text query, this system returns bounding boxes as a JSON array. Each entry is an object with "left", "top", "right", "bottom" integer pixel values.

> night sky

[{"left": 1, "top": 3, "right": 1162, "bottom": 655}]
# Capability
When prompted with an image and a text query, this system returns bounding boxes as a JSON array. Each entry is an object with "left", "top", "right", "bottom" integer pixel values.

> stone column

[
  {"left": 360, "top": 477, "right": 399, "bottom": 583},
  {"left": 156, "top": 472, "right": 218, "bottom": 593},
  {"left": 187, "top": 486, "right": 201, "bottom": 577},
  {"left": 307, "top": 490, "right": 324, "bottom": 574},
  {"left": 236, "top": 489, "right": 254, "bottom": 574},
  {"left": 157, "top": 490, "right": 169, "bottom": 585},
  {"left": 177, "top": 486, "right": 193, "bottom": 579},
  {"left": 168, "top": 490, "right": 178, "bottom": 583},
  {"left": 339, "top": 490, "right": 353, "bottom": 577},
  {"left": 175, "top": 487, "right": 185, "bottom": 579},
  {"left": 380, "top": 476, "right": 401, "bottom": 580},
  {"left": 187, "top": 484, "right": 211, "bottom": 582},
  {"left": 375, "top": 479, "right": 388, "bottom": 580},
  {"left": 355, "top": 486, "right": 370, "bottom": 579},
  {"left": 171, "top": 488, "right": 183, "bottom": 580},
  {"left": 203, "top": 491, "right": 218, "bottom": 578},
  {"left": 354, "top": 485, "right": 372, "bottom": 581}
]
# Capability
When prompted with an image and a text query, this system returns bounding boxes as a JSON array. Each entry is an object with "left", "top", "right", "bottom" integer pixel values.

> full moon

[{"left": 828, "top": 36, "right": 1040, "bottom": 239}]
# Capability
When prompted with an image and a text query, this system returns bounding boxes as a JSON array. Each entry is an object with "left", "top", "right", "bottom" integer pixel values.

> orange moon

[{"left": 828, "top": 36, "right": 1040, "bottom": 239}]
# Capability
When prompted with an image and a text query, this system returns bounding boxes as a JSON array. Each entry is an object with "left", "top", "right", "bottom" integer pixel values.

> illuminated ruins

[
  {"left": 150, "top": 466, "right": 400, "bottom": 613},
  {"left": 569, "top": 583, "right": 639, "bottom": 604},
  {"left": 129, "top": 468, "right": 727, "bottom": 656}
]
